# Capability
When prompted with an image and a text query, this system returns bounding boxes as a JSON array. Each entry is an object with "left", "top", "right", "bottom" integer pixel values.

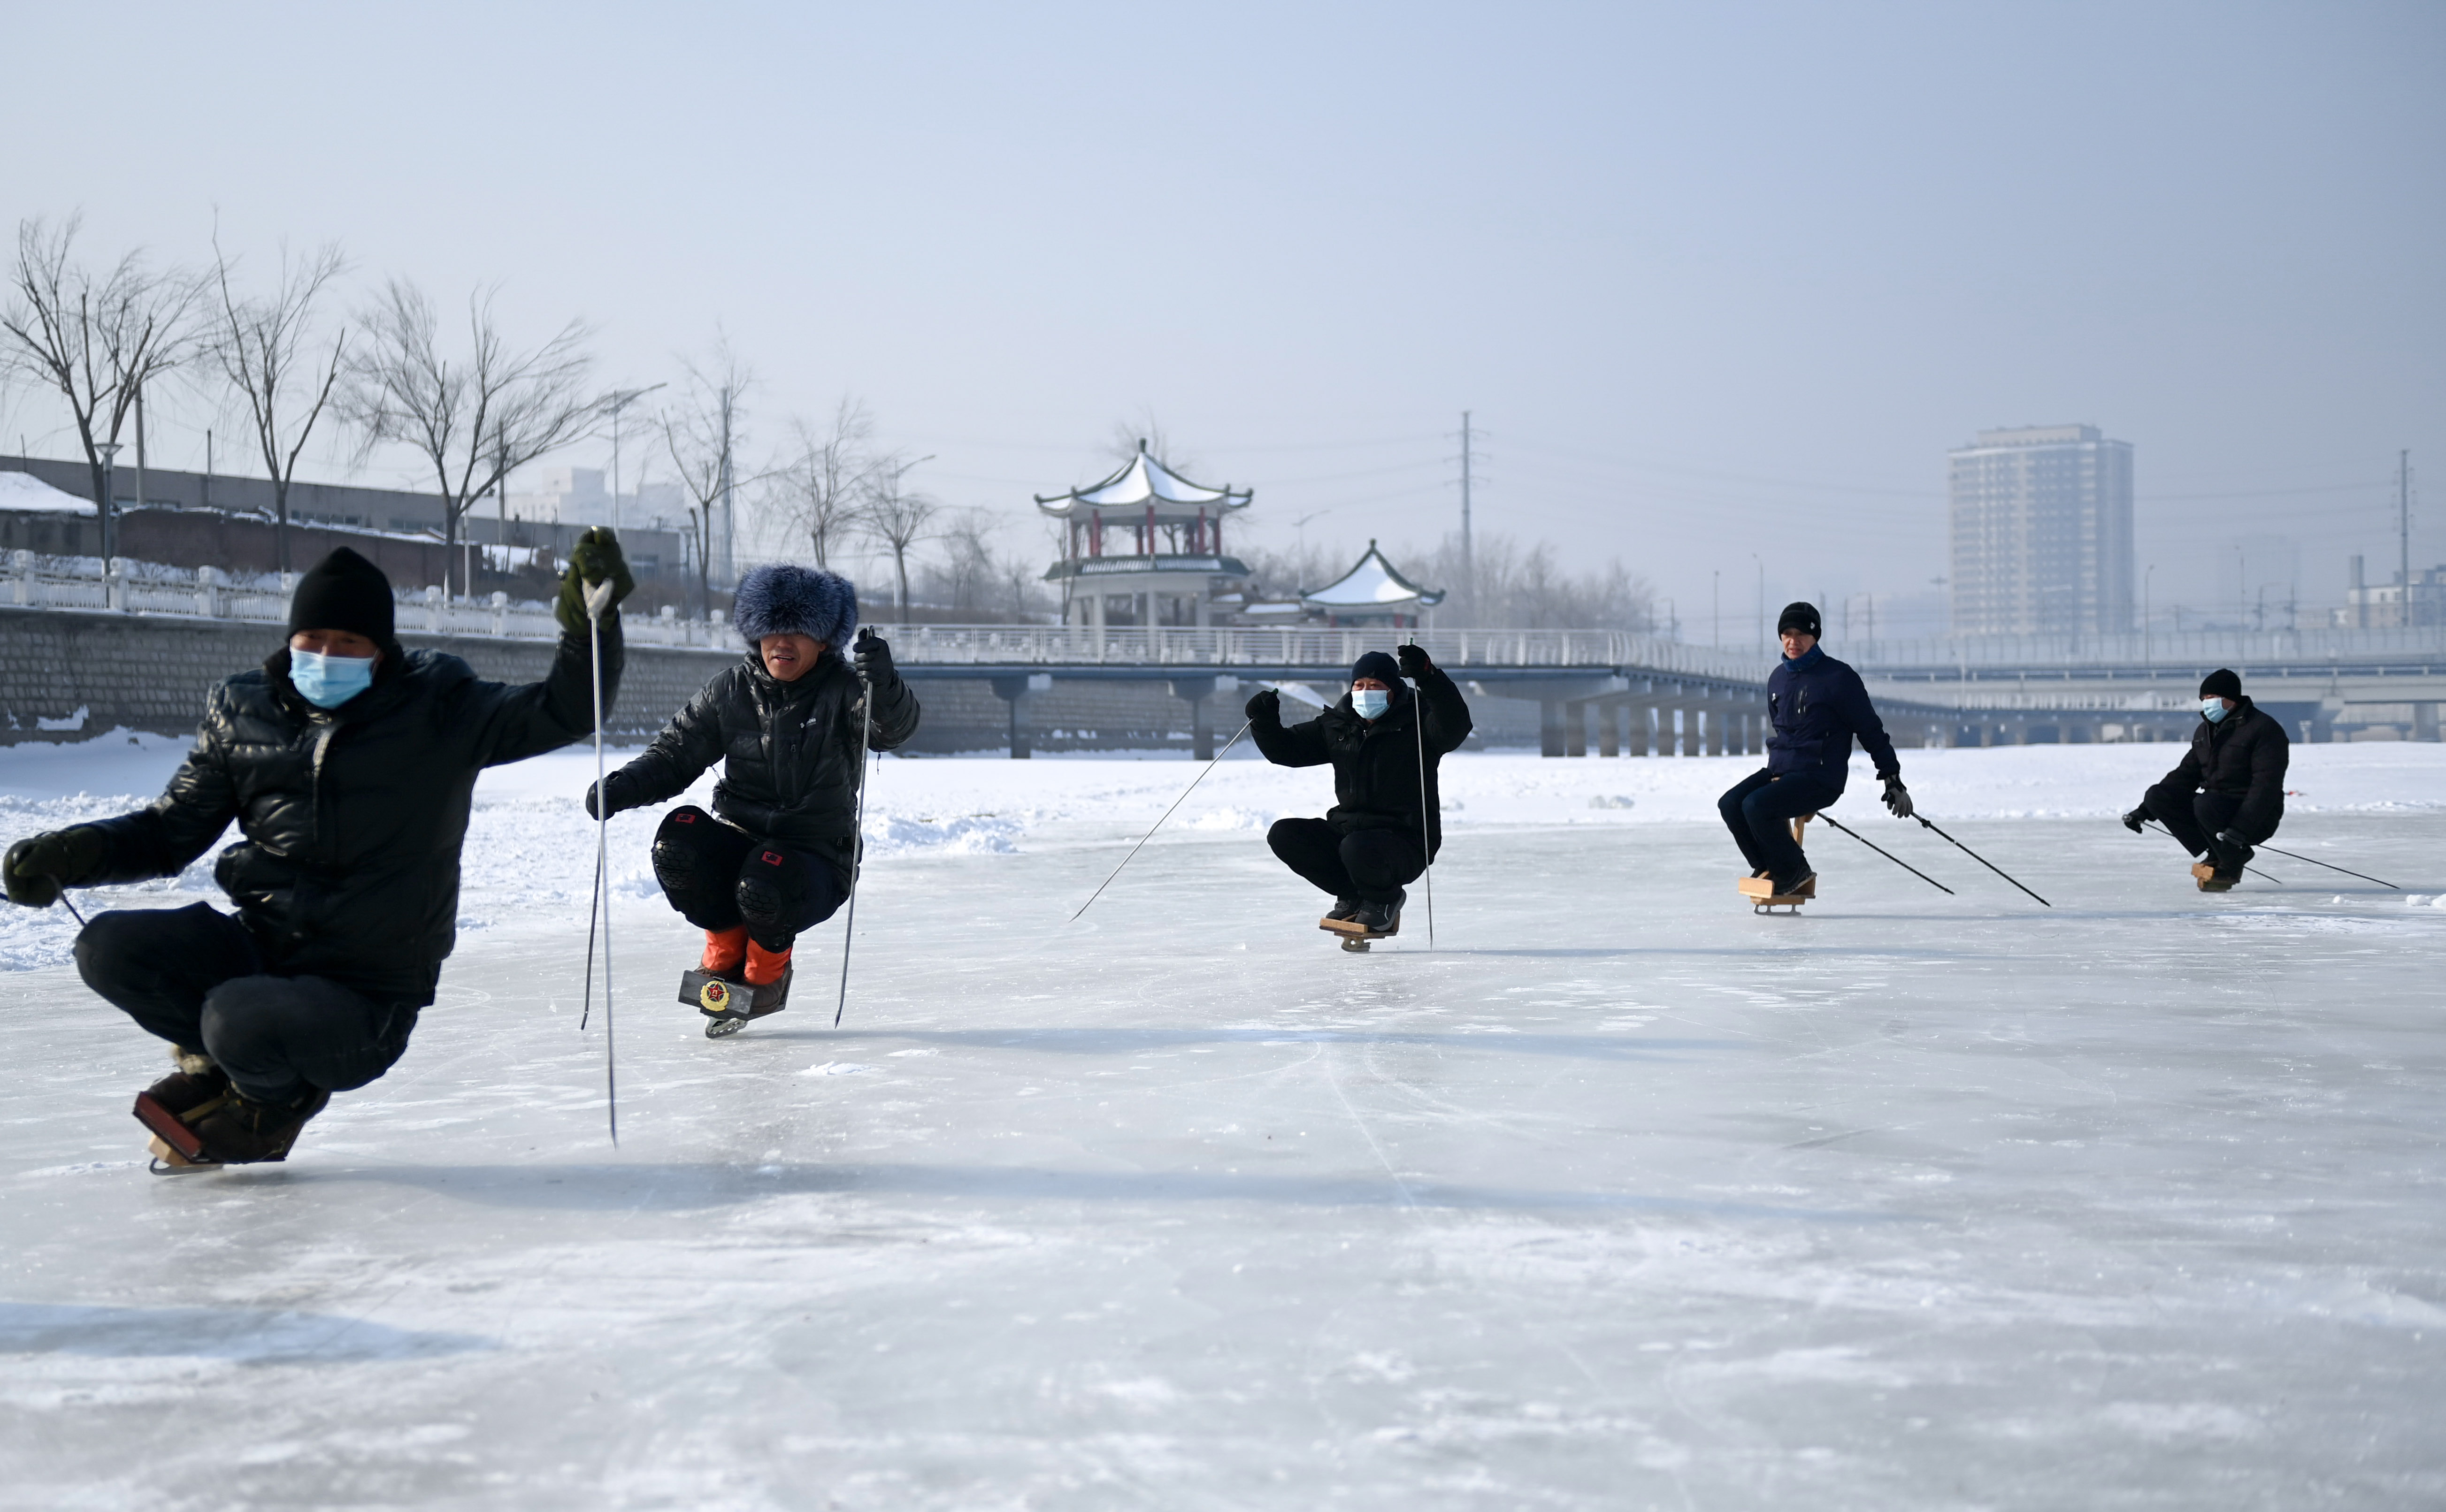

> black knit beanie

[
  {"left": 1351, "top": 650, "right": 1402, "bottom": 685},
  {"left": 288, "top": 548, "right": 396, "bottom": 641},
  {"left": 2199, "top": 668, "right": 2242, "bottom": 701},
  {"left": 1777, "top": 601, "right": 1821, "bottom": 637}
]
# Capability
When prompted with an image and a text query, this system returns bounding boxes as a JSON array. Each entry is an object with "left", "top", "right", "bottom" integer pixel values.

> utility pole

[
  {"left": 96, "top": 441, "right": 121, "bottom": 564},
  {"left": 2400, "top": 449, "right": 2412, "bottom": 628},
  {"left": 134, "top": 382, "right": 148, "bottom": 523},
  {"left": 203, "top": 429, "right": 212, "bottom": 512},
  {"left": 1459, "top": 410, "right": 1475, "bottom": 618}
]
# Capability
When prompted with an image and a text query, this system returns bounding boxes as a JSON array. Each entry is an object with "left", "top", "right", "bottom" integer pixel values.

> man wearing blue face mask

[
  {"left": 1, "top": 539, "right": 632, "bottom": 1167},
  {"left": 2121, "top": 668, "right": 2289, "bottom": 891},
  {"left": 1250, "top": 646, "right": 1472, "bottom": 940}
]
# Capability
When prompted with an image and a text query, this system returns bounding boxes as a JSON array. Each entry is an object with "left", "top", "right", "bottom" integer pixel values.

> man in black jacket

[
  {"left": 1249, "top": 644, "right": 1472, "bottom": 938},
  {"left": 2122, "top": 668, "right": 2290, "bottom": 890},
  {"left": 588, "top": 564, "right": 919, "bottom": 1005},
  {"left": 1718, "top": 602, "right": 1911, "bottom": 896},
  {"left": 0, "top": 537, "right": 633, "bottom": 1166}
]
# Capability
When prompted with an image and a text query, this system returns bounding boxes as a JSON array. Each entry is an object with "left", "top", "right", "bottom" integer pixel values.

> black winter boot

[
  {"left": 1351, "top": 891, "right": 1404, "bottom": 938},
  {"left": 1326, "top": 896, "right": 1362, "bottom": 922}
]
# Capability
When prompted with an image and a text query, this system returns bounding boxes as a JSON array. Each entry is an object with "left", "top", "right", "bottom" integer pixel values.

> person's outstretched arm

[
  {"left": 1836, "top": 664, "right": 1901, "bottom": 778},
  {"left": 1397, "top": 644, "right": 1473, "bottom": 756},
  {"left": 464, "top": 529, "right": 635, "bottom": 768},
  {"left": 590, "top": 671, "right": 731, "bottom": 819},
  {"left": 1246, "top": 687, "right": 1328, "bottom": 767},
  {"left": 3, "top": 692, "right": 246, "bottom": 907}
]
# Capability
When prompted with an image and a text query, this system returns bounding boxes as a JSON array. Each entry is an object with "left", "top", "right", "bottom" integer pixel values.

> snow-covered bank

[{"left": 4, "top": 733, "right": 2442, "bottom": 973}]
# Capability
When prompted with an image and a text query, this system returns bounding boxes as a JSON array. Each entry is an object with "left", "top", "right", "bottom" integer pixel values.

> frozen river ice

[{"left": 1, "top": 739, "right": 2442, "bottom": 1508}]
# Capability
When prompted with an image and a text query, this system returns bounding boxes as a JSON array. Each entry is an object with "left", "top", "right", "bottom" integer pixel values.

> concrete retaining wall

[{"left": 0, "top": 605, "right": 1545, "bottom": 750}]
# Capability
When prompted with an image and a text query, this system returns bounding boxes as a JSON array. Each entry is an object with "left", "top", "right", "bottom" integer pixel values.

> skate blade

[
  {"left": 1339, "top": 936, "right": 1373, "bottom": 953},
  {"left": 146, "top": 1134, "right": 221, "bottom": 1174}
]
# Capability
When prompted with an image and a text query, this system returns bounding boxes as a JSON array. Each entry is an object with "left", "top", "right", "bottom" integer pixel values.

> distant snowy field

[{"left": 1, "top": 733, "right": 2441, "bottom": 973}]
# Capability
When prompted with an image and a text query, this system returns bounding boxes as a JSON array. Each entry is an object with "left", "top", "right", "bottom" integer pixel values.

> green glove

[
  {"left": 4, "top": 826, "right": 107, "bottom": 908},
  {"left": 556, "top": 527, "right": 636, "bottom": 634}
]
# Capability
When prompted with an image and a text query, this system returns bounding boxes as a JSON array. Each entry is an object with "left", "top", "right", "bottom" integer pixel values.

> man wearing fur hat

[
  {"left": 1246, "top": 645, "right": 1472, "bottom": 941},
  {"left": 1, "top": 535, "right": 635, "bottom": 1168},
  {"left": 589, "top": 564, "right": 918, "bottom": 1022},
  {"left": 2121, "top": 668, "right": 2290, "bottom": 891}
]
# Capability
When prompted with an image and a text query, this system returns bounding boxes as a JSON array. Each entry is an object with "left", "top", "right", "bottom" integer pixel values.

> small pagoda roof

[
  {"left": 1035, "top": 440, "right": 1252, "bottom": 520},
  {"left": 1301, "top": 541, "right": 1445, "bottom": 613}
]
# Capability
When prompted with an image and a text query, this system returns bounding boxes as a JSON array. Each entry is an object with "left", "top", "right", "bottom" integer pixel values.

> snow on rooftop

[
  {"left": 1302, "top": 540, "right": 1442, "bottom": 608},
  {"left": 0, "top": 470, "right": 95, "bottom": 515},
  {"left": 1037, "top": 445, "right": 1252, "bottom": 513}
]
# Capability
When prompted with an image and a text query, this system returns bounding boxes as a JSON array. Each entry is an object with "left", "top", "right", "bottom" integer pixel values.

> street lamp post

[
  {"left": 95, "top": 440, "right": 123, "bottom": 566},
  {"left": 2143, "top": 564, "right": 2155, "bottom": 673}
]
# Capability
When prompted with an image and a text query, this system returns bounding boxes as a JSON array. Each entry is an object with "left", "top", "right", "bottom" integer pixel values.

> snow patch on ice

[{"left": 802, "top": 1061, "right": 880, "bottom": 1077}]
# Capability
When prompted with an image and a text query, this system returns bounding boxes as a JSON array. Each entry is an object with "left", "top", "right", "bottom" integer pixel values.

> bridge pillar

[
  {"left": 989, "top": 673, "right": 1053, "bottom": 758},
  {"left": 1705, "top": 703, "right": 1728, "bottom": 756},
  {"left": 1170, "top": 676, "right": 1231, "bottom": 761},
  {"left": 1540, "top": 700, "right": 1566, "bottom": 757},
  {"left": 1626, "top": 704, "right": 1650, "bottom": 756},
  {"left": 1564, "top": 701, "right": 1589, "bottom": 756},
  {"left": 1599, "top": 702, "right": 1620, "bottom": 757}
]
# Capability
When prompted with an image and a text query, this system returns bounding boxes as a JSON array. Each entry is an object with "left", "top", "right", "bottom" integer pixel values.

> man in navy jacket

[{"left": 1717, "top": 602, "right": 1911, "bottom": 894}]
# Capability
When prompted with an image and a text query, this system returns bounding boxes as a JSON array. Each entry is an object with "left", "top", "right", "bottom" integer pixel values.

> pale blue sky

[{"left": 5, "top": 0, "right": 2438, "bottom": 635}]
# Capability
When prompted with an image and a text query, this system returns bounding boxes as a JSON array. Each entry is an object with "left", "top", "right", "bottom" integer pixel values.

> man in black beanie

[
  {"left": 1718, "top": 601, "right": 1908, "bottom": 900},
  {"left": 2121, "top": 668, "right": 2290, "bottom": 890},
  {"left": 1248, "top": 645, "right": 1472, "bottom": 941},
  {"left": 1, "top": 534, "right": 635, "bottom": 1168}
]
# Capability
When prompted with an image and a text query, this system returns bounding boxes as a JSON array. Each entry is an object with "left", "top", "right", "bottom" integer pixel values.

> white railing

[
  {"left": 1851, "top": 626, "right": 2446, "bottom": 672},
  {"left": 0, "top": 556, "right": 1761, "bottom": 672},
  {"left": 2, "top": 553, "right": 725, "bottom": 648}
]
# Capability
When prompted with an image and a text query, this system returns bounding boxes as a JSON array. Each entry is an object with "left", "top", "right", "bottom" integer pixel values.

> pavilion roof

[
  {"left": 1035, "top": 441, "right": 1252, "bottom": 519},
  {"left": 1300, "top": 541, "right": 1445, "bottom": 611}
]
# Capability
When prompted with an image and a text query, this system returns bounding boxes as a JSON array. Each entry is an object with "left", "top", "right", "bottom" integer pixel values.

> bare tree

[
  {"left": 862, "top": 456, "right": 940, "bottom": 616},
  {"left": 923, "top": 509, "right": 999, "bottom": 615},
  {"left": 1106, "top": 409, "right": 1193, "bottom": 472},
  {"left": 660, "top": 344, "right": 750, "bottom": 619},
  {"left": 0, "top": 214, "right": 200, "bottom": 553},
  {"left": 345, "top": 278, "right": 595, "bottom": 599},
  {"left": 776, "top": 397, "right": 876, "bottom": 569},
  {"left": 208, "top": 233, "right": 348, "bottom": 574}
]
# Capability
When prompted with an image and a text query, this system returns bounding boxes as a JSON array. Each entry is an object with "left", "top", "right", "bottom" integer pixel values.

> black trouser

[
  {"left": 651, "top": 806, "right": 850, "bottom": 952},
  {"left": 73, "top": 903, "right": 418, "bottom": 1104},
  {"left": 1267, "top": 818, "right": 1426, "bottom": 905},
  {"left": 2143, "top": 783, "right": 2254, "bottom": 867},
  {"left": 1718, "top": 768, "right": 1842, "bottom": 884}
]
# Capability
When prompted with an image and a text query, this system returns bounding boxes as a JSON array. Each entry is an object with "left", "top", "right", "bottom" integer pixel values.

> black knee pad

[
  {"left": 652, "top": 807, "right": 726, "bottom": 901},
  {"left": 736, "top": 844, "right": 803, "bottom": 936}
]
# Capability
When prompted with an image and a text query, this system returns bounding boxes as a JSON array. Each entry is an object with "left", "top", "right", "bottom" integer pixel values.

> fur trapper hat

[{"left": 733, "top": 563, "right": 858, "bottom": 649}]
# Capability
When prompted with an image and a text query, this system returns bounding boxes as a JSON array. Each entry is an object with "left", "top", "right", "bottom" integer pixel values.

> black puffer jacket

[
  {"left": 1250, "top": 669, "right": 1472, "bottom": 853},
  {"left": 605, "top": 649, "right": 920, "bottom": 866},
  {"left": 74, "top": 626, "right": 620, "bottom": 1005},
  {"left": 2155, "top": 695, "right": 2291, "bottom": 841}
]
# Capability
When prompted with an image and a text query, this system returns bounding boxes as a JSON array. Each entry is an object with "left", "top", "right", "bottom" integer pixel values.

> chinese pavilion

[
  {"left": 1037, "top": 441, "right": 1253, "bottom": 629},
  {"left": 1300, "top": 541, "right": 1446, "bottom": 628}
]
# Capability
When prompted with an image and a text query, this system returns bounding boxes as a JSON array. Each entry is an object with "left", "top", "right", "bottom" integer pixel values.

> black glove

[
  {"left": 555, "top": 527, "right": 636, "bottom": 634},
  {"left": 1879, "top": 774, "right": 1913, "bottom": 819},
  {"left": 2121, "top": 807, "right": 2148, "bottom": 834},
  {"left": 4, "top": 826, "right": 106, "bottom": 908},
  {"left": 851, "top": 628, "right": 895, "bottom": 685},
  {"left": 1243, "top": 688, "right": 1281, "bottom": 724},
  {"left": 1396, "top": 643, "right": 1434, "bottom": 680},
  {"left": 584, "top": 772, "right": 635, "bottom": 821}
]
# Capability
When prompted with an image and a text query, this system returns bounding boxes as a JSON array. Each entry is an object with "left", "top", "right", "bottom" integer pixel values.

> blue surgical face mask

[
  {"left": 2201, "top": 697, "right": 2230, "bottom": 723},
  {"left": 1352, "top": 688, "right": 1391, "bottom": 720},
  {"left": 290, "top": 648, "right": 377, "bottom": 709}
]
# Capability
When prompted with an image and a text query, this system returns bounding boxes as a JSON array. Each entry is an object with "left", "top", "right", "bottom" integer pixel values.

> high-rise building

[{"left": 1948, "top": 423, "right": 2134, "bottom": 636}]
